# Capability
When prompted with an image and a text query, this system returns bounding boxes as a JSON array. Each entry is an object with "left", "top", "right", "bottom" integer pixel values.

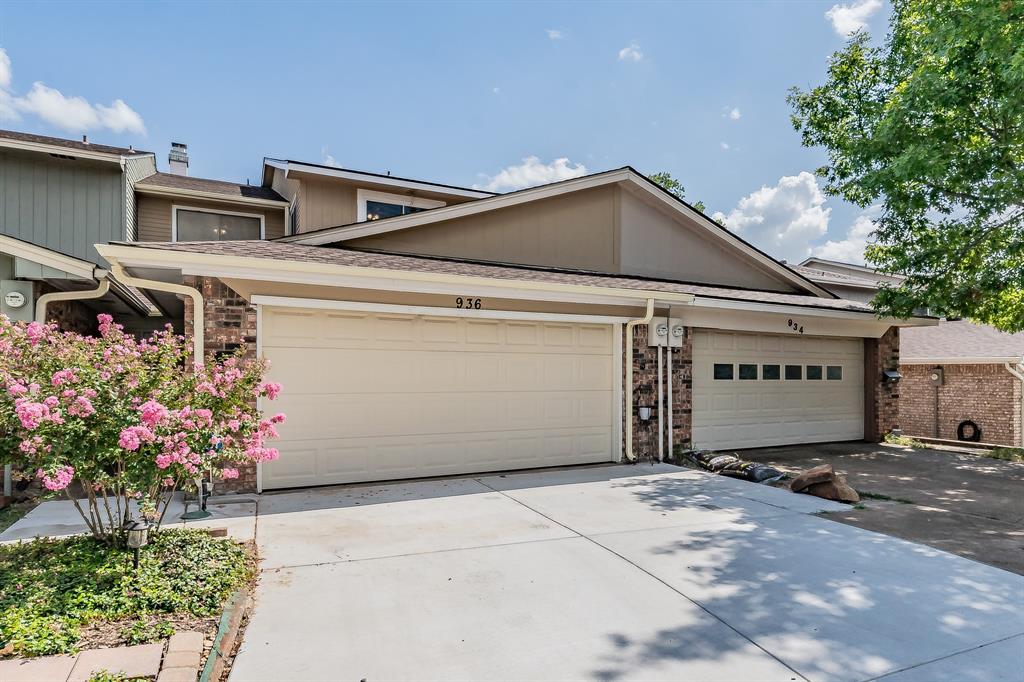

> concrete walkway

[{"left": 228, "top": 464, "right": 1024, "bottom": 682}]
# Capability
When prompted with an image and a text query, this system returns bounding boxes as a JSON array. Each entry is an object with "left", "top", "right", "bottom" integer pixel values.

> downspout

[
  {"left": 625, "top": 299, "right": 655, "bottom": 462},
  {"left": 35, "top": 274, "right": 110, "bottom": 324},
  {"left": 108, "top": 263, "right": 205, "bottom": 366},
  {"left": 1004, "top": 360, "right": 1024, "bottom": 447}
]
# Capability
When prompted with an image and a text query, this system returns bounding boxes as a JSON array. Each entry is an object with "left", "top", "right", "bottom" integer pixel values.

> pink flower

[
  {"left": 43, "top": 396, "right": 59, "bottom": 408},
  {"left": 15, "top": 400, "right": 49, "bottom": 430},
  {"left": 68, "top": 396, "right": 95, "bottom": 418},
  {"left": 7, "top": 383, "right": 27, "bottom": 396},
  {"left": 259, "top": 382, "right": 282, "bottom": 400},
  {"left": 270, "top": 413, "right": 286, "bottom": 424},
  {"left": 221, "top": 468, "right": 239, "bottom": 480},
  {"left": 36, "top": 465, "right": 74, "bottom": 491},
  {"left": 51, "top": 369, "right": 78, "bottom": 386},
  {"left": 97, "top": 313, "right": 113, "bottom": 325},
  {"left": 118, "top": 425, "right": 156, "bottom": 451},
  {"left": 139, "top": 399, "right": 168, "bottom": 427},
  {"left": 25, "top": 322, "right": 45, "bottom": 345}
]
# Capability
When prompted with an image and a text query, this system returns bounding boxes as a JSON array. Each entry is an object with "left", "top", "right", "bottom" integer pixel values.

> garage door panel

[
  {"left": 692, "top": 330, "right": 863, "bottom": 451},
  {"left": 260, "top": 308, "right": 616, "bottom": 488}
]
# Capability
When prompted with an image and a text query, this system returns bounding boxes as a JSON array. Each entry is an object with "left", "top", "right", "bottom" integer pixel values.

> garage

[
  {"left": 692, "top": 330, "right": 864, "bottom": 450},
  {"left": 259, "top": 305, "right": 620, "bottom": 489}
]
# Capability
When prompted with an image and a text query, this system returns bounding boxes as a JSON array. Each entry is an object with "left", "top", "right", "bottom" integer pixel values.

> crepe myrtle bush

[{"left": 0, "top": 313, "right": 284, "bottom": 545}]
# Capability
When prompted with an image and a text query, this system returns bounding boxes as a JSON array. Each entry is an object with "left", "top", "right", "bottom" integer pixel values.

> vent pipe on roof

[{"left": 169, "top": 142, "right": 189, "bottom": 176}]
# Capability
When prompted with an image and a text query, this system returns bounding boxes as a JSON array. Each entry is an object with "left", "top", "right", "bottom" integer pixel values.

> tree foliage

[
  {"left": 649, "top": 171, "right": 707, "bottom": 214},
  {"left": 788, "top": 0, "right": 1024, "bottom": 330}
]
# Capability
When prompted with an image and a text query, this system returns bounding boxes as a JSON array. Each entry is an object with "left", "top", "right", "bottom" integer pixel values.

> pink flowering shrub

[{"left": 0, "top": 314, "right": 284, "bottom": 545}]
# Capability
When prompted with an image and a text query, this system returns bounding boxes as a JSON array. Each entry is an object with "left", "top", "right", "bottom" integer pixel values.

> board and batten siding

[
  {"left": 0, "top": 150, "right": 126, "bottom": 265},
  {"left": 136, "top": 195, "right": 286, "bottom": 242}
]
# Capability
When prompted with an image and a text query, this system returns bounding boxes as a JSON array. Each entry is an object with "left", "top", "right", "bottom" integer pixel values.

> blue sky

[{"left": 0, "top": 0, "right": 888, "bottom": 264}]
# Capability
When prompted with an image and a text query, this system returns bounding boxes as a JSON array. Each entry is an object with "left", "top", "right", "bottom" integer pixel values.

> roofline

[
  {"left": 798, "top": 256, "right": 906, "bottom": 279},
  {"left": 798, "top": 276, "right": 880, "bottom": 291},
  {"left": 280, "top": 166, "right": 837, "bottom": 299},
  {"left": 0, "top": 136, "right": 154, "bottom": 165},
  {"left": 0, "top": 234, "right": 100, "bottom": 280},
  {"left": 901, "top": 356, "right": 1024, "bottom": 365},
  {"left": 92, "top": 242, "right": 926, "bottom": 323},
  {"left": 133, "top": 183, "right": 289, "bottom": 208},
  {"left": 263, "top": 158, "right": 494, "bottom": 199}
]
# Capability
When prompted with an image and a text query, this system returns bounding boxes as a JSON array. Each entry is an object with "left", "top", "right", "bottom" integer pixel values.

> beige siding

[
  {"left": 123, "top": 155, "right": 157, "bottom": 242},
  {"left": 136, "top": 195, "right": 286, "bottom": 242},
  {"left": 296, "top": 177, "right": 357, "bottom": 232},
  {"left": 617, "top": 188, "right": 798, "bottom": 292},
  {"left": 348, "top": 186, "right": 619, "bottom": 272}
]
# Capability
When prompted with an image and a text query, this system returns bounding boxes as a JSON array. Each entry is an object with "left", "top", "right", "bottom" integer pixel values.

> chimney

[{"left": 169, "top": 142, "right": 189, "bottom": 176}]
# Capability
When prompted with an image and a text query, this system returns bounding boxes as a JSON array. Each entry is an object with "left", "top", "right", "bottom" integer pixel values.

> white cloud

[
  {"left": 320, "top": 146, "right": 340, "bottom": 167},
  {"left": 726, "top": 107, "right": 741, "bottom": 120},
  {"left": 475, "top": 156, "right": 587, "bottom": 193},
  {"left": 826, "top": 0, "right": 882, "bottom": 37},
  {"left": 0, "top": 48, "right": 11, "bottom": 90},
  {"left": 546, "top": 29, "right": 563, "bottom": 40},
  {"left": 712, "top": 171, "right": 831, "bottom": 261},
  {"left": 720, "top": 142, "right": 730, "bottom": 151},
  {"left": 811, "top": 209, "right": 878, "bottom": 264},
  {"left": 618, "top": 42, "right": 643, "bottom": 62},
  {"left": 0, "top": 48, "right": 145, "bottom": 135}
]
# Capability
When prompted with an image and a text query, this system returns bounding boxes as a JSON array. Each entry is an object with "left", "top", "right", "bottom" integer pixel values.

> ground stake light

[{"left": 125, "top": 517, "right": 150, "bottom": 569}]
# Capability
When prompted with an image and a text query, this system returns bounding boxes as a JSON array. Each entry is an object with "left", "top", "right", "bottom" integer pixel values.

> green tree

[
  {"left": 788, "top": 0, "right": 1024, "bottom": 331},
  {"left": 648, "top": 171, "right": 708, "bottom": 214}
]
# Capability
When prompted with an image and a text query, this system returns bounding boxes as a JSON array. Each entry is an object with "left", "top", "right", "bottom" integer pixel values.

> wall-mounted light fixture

[
  {"left": 883, "top": 369, "right": 903, "bottom": 385},
  {"left": 638, "top": 406, "right": 653, "bottom": 421}
]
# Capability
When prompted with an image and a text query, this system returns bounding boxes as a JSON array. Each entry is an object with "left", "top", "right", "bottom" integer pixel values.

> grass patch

[
  {"left": 986, "top": 447, "right": 1024, "bottom": 462},
  {"left": 0, "top": 528, "right": 253, "bottom": 658},
  {"left": 884, "top": 433, "right": 927, "bottom": 448},
  {"left": 0, "top": 500, "right": 38, "bottom": 535},
  {"left": 857, "top": 490, "right": 916, "bottom": 505}
]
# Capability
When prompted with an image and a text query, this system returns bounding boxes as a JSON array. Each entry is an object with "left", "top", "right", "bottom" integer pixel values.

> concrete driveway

[
  {"left": 230, "top": 464, "right": 1024, "bottom": 682},
  {"left": 744, "top": 442, "right": 1024, "bottom": 574}
]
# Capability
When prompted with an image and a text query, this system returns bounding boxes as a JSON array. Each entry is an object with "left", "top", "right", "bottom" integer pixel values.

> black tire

[{"left": 956, "top": 420, "right": 982, "bottom": 442}]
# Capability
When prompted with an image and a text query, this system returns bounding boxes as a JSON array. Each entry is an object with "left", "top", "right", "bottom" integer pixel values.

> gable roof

[
  {"left": 0, "top": 129, "right": 152, "bottom": 160},
  {"left": 791, "top": 264, "right": 882, "bottom": 290},
  {"left": 135, "top": 172, "right": 288, "bottom": 205},
  {"left": 263, "top": 158, "right": 494, "bottom": 200},
  {"left": 901, "top": 319, "right": 1024, "bottom": 363},
  {"left": 279, "top": 166, "right": 836, "bottom": 299}
]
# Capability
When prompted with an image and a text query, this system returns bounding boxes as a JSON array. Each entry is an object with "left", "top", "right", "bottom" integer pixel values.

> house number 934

[
  {"left": 455, "top": 297, "right": 482, "bottom": 309},
  {"left": 787, "top": 318, "right": 805, "bottom": 334}
]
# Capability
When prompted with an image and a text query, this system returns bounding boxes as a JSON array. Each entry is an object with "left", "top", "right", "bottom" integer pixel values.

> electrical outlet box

[
  {"left": 667, "top": 318, "right": 684, "bottom": 348},
  {"left": 928, "top": 367, "right": 944, "bottom": 386},
  {"left": 1, "top": 280, "right": 33, "bottom": 323},
  {"left": 647, "top": 317, "right": 669, "bottom": 347}
]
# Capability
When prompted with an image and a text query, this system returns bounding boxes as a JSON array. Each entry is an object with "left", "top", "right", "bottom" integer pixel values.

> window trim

[
  {"left": 172, "top": 204, "right": 266, "bottom": 242},
  {"left": 826, "top": 365, "right": 844, "bottom": 381},
  {"left": 356, "top": 189, "right": 445, "bottom": 222}
]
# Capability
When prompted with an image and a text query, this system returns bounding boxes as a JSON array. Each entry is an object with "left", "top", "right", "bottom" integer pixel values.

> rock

[
  {"left": 803, "top": 477, "right": 861, "bottom": 503},
  {"left": 790, "top": 464, "right": 836, "bottom": 492}
]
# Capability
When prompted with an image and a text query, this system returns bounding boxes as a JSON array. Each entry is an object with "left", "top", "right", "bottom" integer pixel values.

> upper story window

[
  {"left": 357, "top": 189, "right": 445, "bottom": 222},
  {"left": 173, "top": 206, "right": 264, "bottom": 242}
]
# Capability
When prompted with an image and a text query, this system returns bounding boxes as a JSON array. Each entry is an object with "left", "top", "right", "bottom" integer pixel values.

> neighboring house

[
  {"left": 0, "top": 130, "right": 289, "bottom": 334},
  {"left": 96, "top": 166, "right": 932, "bottom": 493},
  {"left": 797, "top": 257, "right": 1024, "bottom": 447}
]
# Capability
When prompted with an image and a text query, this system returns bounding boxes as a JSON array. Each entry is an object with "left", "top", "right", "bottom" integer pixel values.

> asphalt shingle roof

[
  {"left": 901, "top": 320, "right": 1024, "bottom": 361},
  {"left": 135, "top": 172, "right": 287, "bottom": 203},
  {"left": 120, "top": 240, "right": 881, "bottom": 314},
  {"left": 0, "top": 129, "right": 150, "bottom": 156}
]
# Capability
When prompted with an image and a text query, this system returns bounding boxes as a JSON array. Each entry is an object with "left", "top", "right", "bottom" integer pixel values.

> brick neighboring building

[
  {"left": 796, "top": 259, "right": 1024, "bottom": 448},
  {"left": 900, "top": 321, "right": 1024, "bottom": 447}
]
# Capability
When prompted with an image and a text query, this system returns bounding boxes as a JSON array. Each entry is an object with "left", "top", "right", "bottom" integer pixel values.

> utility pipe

[
  {"left": 657, "top": 342, "right": 664, "bottom": 463},
  {"left": 667, "top": 345, "right": 673, "bottom": 461},
  {"left": 108, "top": 263, "right": 205, "bottom": 366},
  {"left": 625, "top": 299, "right": 655, "bottom": 462},
  {"left": 35, "top": 276, "right": 110, "bottom": 324},
  {"left": 1004, "top": 361, "right": 1024, "bottom": 447}
]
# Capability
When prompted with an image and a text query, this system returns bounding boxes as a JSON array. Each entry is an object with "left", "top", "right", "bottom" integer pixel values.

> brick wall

[
  {"left": 184, "top": 276, "right": 259, "bottom": 493},
  {"left": 864, "top": 326, "right": 900, "bottom": 441},
  {"left": 35, "top": 283, "right": 96, "bottom": 335},
  {"left": 623, "top": 323, "right": 693, "bottom": 462},
  {"left": 900, "top": 363, "right": 1022, "bottom": 446}
]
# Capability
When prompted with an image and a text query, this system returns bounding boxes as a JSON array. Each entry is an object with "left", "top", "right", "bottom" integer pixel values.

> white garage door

[
  {"left": 692, "top": 330, "right": 864, "bottom": 450},
  {"left": 260, "top": 306, "right": 618, "bottom": 489}
]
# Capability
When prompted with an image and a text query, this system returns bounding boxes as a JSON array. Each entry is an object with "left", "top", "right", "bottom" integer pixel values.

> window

[
  {"left": 807, "top": 365, "right": 823, "bottom": 380},
  {"left": 827, "top": 365, "right": 844, "bottom": 380},
  {"left": 713, "top": 363, "right": 734, "bottom": 380},
  {"left": 738, "top": 364, "right": 758, "bottom": 380},
  {"left": 357, "top": 189, "right": 445, "bottom": 222},
  {"left": 785, "top": 365, "right": 803, "bottom": 380},
  {"left": 174, "top": 207, "right": 263, "bottom": 242},
  {"left": 762, "top": 364, "right": 780, "bottom": 380}
]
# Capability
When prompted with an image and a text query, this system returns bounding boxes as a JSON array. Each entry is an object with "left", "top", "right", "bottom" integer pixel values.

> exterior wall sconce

[
  {"left": 883, "top": 370, "right": 903, "bottom": 385},
  {"left": 638, "top": 406, "right": 653, "bottom": 421}
]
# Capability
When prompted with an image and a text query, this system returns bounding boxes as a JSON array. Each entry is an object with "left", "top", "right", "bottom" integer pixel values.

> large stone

[
  {"left": 68, "top": 643, "right": 163, "bottom": 682},
  {"left": 167, "top": 630, "right": 204, "bottom": 655},
  {"left": 0, "top": 654, "right": 77, "bottom": 682},
  {"left": 803, "top": 477, "right": 861, "bottom": 503},
  {"left": 790, "top": 463, "right": 836, "bottom": 492}
]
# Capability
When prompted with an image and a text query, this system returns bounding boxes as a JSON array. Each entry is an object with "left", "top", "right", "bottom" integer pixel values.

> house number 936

[
  {"left": 455, "top": 297, "right": 482, "bottom": 309},
  {"left": 787, "top": 318, "right": 805, "bottom": 334}
]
